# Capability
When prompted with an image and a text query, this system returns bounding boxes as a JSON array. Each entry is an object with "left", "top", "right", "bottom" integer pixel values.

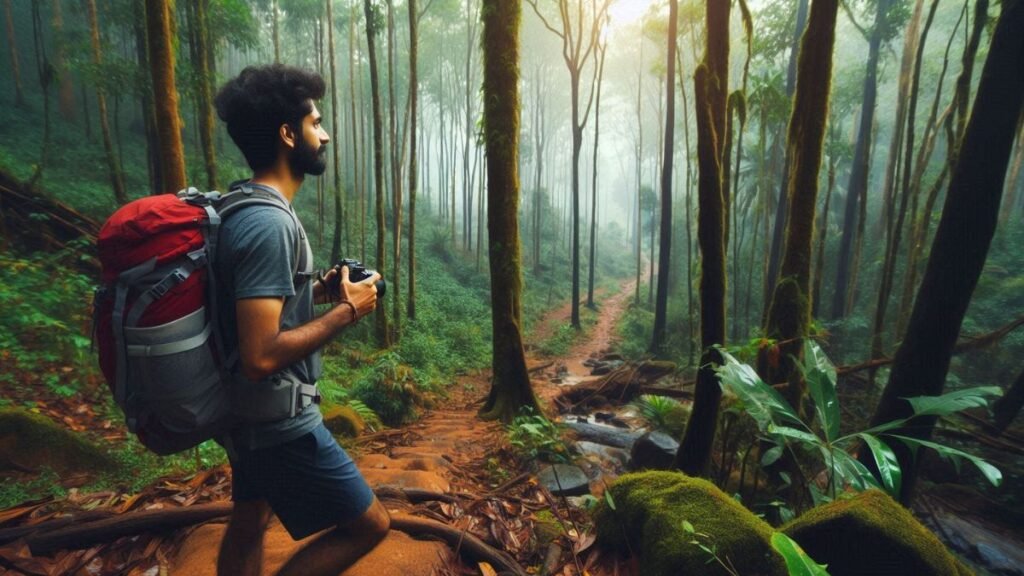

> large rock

[
  {"left": 322, "top": 404, "right": 366, "bottom": 437},
  {"left": 782, "top": 489, "right": 973, "bottom": 576},
  {"left": 628, "top": 431, "right": 679, "bottom": 471},
  {"left": 538, "top": 464, "right": 590, "bottom": 497},
  {"left": 0, "top": 408, "right": 117, "bottom": 475},
  {"left": 595, "top": 471, "right": 785, "bottom": 576},
  {"left": 563, "top": 421, "right": 642, "bottom": 449}
]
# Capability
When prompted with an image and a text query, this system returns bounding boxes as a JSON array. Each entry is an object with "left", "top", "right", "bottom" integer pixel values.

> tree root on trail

[{"left": 20, "top": 489, "right": 529, "bottom": 575}]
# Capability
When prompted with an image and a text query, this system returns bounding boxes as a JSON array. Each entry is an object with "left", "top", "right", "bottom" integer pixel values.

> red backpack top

[{"left": 94, "top": 184, "right": 315, "bottom": 455}]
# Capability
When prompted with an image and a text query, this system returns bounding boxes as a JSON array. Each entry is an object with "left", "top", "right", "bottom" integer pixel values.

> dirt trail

[{"left": 167, "top": 283, "right": 638, "bottom": 574}]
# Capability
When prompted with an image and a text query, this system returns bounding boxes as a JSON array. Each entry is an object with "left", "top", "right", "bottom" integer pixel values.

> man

[{"left": 212, "top": 64, "right": 389, "bottom": 576}]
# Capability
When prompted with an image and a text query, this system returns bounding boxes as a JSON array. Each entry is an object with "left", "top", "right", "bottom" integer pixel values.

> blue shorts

[{"left": 229, "top": 422, "right": 376, "bottom": 540}]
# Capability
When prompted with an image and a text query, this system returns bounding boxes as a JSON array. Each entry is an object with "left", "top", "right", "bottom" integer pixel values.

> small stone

[
  {"left": 538, "top": 464, "right": 590, "bottom": 497},
  {"left": 976, "top": 542, "right": 1021, "bottom": 575}
]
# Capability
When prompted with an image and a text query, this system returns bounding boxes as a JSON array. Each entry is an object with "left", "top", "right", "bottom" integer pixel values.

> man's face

[{"left": 289, "top": 102, "right": 330, "bottom": 177}]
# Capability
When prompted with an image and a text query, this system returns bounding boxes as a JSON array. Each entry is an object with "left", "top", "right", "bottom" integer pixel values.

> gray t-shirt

[{"left": 216, "top": 184, "right": 322, "bottom": 450}]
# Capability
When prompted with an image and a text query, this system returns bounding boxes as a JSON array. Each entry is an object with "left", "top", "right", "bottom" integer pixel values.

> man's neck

[{"left": 250, "top": 161, "right": 303, "bottom": 203}]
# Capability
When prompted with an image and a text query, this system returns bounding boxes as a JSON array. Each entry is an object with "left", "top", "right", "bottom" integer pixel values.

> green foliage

[
  {"left": 506, "top": 408, "right": 571, "bottom": 463},
  {"left": 350, "top": 351, "right": 426, "bottom": 426},
  {"left": 715, "top": 342, "right": 1003, "bottom": 502},
  {"left": 615, "top": 302, "right": 655, "bottom": 361},
  {"left": 771, "top": 532, "right": 831, "bottom": 576},
  {"left": 632, "top": 394, "right": 690, "bottom": 437}
]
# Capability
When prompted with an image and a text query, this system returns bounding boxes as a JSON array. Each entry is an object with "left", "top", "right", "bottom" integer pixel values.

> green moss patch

[
  {"left": 0, "top": 408, "right": 118, "bottom": 475},
  {"left": 594, "top": 471, "right": 786, "bottom": 576},
  {"left": 322, "top": 404, "right": 366, "bottom": 438},
  {"left": 782, "top": 489, "right": 972, "bottom": 576}
]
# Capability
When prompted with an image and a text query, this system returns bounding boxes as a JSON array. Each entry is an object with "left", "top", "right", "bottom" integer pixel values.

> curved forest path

[{"left": 167, "top": 281, "right": 638, "bottom": 574}]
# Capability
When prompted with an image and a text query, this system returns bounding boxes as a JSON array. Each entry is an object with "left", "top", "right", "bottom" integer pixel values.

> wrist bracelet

[{"left": 339, "top": 300, "right": 358, "bottom": 323}]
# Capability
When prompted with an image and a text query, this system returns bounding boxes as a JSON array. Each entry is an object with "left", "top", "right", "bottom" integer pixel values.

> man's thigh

[{"left": 230, "top": 423, "right": 376, "bottom": 540}]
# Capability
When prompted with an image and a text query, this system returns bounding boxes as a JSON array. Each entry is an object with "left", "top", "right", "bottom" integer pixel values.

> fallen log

[
  {"left": 0, "top": 169, "right": 100, "bottom": 260},
  {"left": 0, "top": 509, "right": 116, "bottom": 546}
]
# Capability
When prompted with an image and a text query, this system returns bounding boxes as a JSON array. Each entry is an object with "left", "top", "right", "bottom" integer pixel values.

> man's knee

[
  {"left": 228, "top": 499, "right": 273, "bottom": 539},
  {"left": 346, "top": 498, "right": 390, "bottom": 542}
]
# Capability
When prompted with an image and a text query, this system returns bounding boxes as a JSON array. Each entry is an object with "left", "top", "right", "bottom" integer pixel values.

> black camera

[{"left": 327, "top": 258, "right": 387, "bottom": 299}]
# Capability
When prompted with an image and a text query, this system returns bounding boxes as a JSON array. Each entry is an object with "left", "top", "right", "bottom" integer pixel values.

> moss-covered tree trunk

[
  {"left": 195, "top": 0, "right": 216, "bottom": 190},
  {"left": 675, "top": 0, "right": 730, "bottom": 476},
  {"left": 407, "top": 0, "right": 419, "bottom": 322},
  {"left": 479, "top": 0, "right": 540, "bottom": 423},
  {"left": 759, "top": 0, "right": 839, "bottom": 409},
  {"left": 863, "top": 0, "right": 1024, "bottom": 502},
  {"left": 146, "top": 0, "right": 186, "bottom": 194},
  {"left": 364, "top": 0, "right": 391, "bottom": 348},
  {"left": 651, "top": 0, "right": 677, "bottom": 355},
  {"left": 87, "top": 0, "right": 127, "bottom": 204}
]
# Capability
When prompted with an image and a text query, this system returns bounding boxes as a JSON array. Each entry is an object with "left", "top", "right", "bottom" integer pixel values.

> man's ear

[{"left": 279, "top": 123, "right": 296, "bottom": 150}]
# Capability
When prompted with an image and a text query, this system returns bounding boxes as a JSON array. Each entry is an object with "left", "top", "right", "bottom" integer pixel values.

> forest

[{"left": 0, "top": 0, "right": 1022, "bottom": 574}]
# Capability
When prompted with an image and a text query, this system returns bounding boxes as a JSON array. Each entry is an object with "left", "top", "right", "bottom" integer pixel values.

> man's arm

[{"left": 236, "top": 267, "right": 380, "bottom": 381}]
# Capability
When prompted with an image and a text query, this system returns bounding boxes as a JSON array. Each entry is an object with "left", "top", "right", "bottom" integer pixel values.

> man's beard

[{"left": 290, "top": 137, "right": 328, "bottom": 176}]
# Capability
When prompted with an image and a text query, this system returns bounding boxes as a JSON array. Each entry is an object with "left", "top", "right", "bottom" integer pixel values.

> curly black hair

[{"left": 214, "top": 64, "right": 326, "bottom": 172}]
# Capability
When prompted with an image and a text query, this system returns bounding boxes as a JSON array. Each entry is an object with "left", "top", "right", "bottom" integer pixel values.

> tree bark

[
  {"left": 87, "top": 0, "right": 128, "bottom": 204},
  {"left": 3, "top": 0, "right": 24, "bottom": 107},
  {"left": 651, "top": 0, "right": 677, "bottom": 355},
  {"left": 327, "top": 0, "right": 344, "bottom": 264},
  {"left": 863, "top": 0, "right": 1024, "bottom": 502},
  {"left": 51, "top": 0, "right": 76, "bottom": 121},
  {"left": 364, "top": 0, "right": 391, "bottom": 348},
  {"left": 831, "top": 0, "right": 890, "bottom": 319},
  {"left": 195, "top": 0, "right": 216, "bottom": 190},
  {"left": 407, "top": 0, "right": 419, "bottom": 321},
  {"left": 146, "top": 0, "right": 186, "bottom": 193},
  {"left": 479, "top": 0, "right": 540, "bottom": 423}
]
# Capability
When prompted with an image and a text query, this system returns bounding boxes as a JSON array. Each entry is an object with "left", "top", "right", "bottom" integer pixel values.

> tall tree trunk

[
  {"left": 4, "top": 0, "right": 25, "bottom": 107},
  {"left": 349, "top": 2, "right": 360, "bottom": 257},
  {"left": 651, "top": 0, "right": 678, "bottom": 355},
  {"left": 587, "top": 44, "right": 606, "bottom": 309},
  {"left": 386, "top": 0, "right": 402, "bottom": 341},
  {"left": 146, "top": 0, "right": 186, "bottom": 193},
  {"left": 831, "top": 0, "right": 890, "bottom": 319},
  {"left": 812, "top": 122, "right": 838, "bottom": 317},
  {"left": 675, "top": 0, "right": 730, "bottom": 476},
  {"left": 993, "top": 366, "right": 1024, "bottom": 433},
  {"left": 479, "top": 0, "right": 540, "bottom": 422},
  {"left": 195, "top": 0, "right": 216, "bottom": 190},
  {"left": 271, "top": 0, "right": 280, "bottom": 63},
  {"left": 28, "top": 0, "right": 51, "bottom": 190},
  {"left": 999, "top": 111, "right": 1024, "bottom": 223},
  {"left": 763, "top": 0, "right": 809, "bottom": 316},
  {"left": 133, "top": 0, "right": 162, "bottom": 194},
  {"left": 864, "top": 0, "right": 1024, "bottom": 502},
  {"left": 52, "top": 0, "right": 76, "bottom": 121},
  {"left": 328, "top": 0, "right": 344, "bottom": 264},
  {"left": 635, "top": 42, "right": 643, "bottom": 307},
  {"left": 760, "top": 0, "right": 839, "bottom": 408},
  {"left": 364, "top": 0, "right": 390, "bottom": 348},
  {"left": 88, "top": 0, "right": 128, "bottom": 203},
  {"left": 407, "top": 0, "right": 418, "bottom": 321}
]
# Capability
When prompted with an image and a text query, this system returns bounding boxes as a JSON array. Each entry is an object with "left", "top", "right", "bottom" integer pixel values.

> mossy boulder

[
  {"left": 782, "top": 489, "right": 973, "bottom": 576},
  {"left": 0, "top": 408, "right": 117, "bottom": 474},
  {"left": 321, "top": 405, "right": 366, "bottom": 438},
  {"left": 594, "top": 471, "right": 786, "bottom": 576}
]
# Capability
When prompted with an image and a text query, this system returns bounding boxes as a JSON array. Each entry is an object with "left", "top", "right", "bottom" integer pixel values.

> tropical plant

[
  {"left": 632, "top": 394, "right": 690, "bottom": 437},
  {"left": 506, "top": 408, "right": 572, "bottom": 463},
  {"left": 715, "top": 341, "right": 1002, "bottom": 503}
]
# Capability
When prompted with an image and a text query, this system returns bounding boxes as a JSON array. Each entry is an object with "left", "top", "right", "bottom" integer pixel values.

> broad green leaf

[
  {"left": 831, "top": 449, "right": 882, "bottom": 491},
  {"left": 715, "top": 350, "right": 806, "bottom": 430},
  {"left": 800, "top": 341, "right": 840, "bottom": 442},
  {"left": 767, "top": 424, "right": 823, "bottom": 446},
  {"left": 903, "top": 387, "right": 1003, "bottom": 418},
  {"left": 889, "top": 435, "right": 1002, "bottom": 487},
  {"left": 761, "top": 445, "right": 784, "bottom": 466},
  {"left": 682, "top": 520, "right": 694, "bottom": 534},
  {"left": 771, "top": 532, "right": 831, "bottom": 576},
  {"left": 604, "top": 489, "right": 616, "bottom": 511},
  {"left": 856, "top": 433, "right": 902, "bottom": 498}
]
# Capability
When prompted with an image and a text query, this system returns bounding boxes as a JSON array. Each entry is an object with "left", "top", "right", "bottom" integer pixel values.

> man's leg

[
  {"left": 274, "top": 496, "right": 390, "bottom": 576},
  {"left": 218, "top": 498, "right": 273, "bottom": 576}
]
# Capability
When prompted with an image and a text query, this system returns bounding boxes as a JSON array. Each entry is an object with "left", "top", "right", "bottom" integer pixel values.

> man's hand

[
  {"left": 337, "top": 265, "right": 381, "bottom": 319},
  {"left": 313, "top": 267, "right": 338, "bottom": 305}
]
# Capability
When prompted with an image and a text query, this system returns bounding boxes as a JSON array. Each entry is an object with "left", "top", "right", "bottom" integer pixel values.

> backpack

[{"left": 93, "top": 181, "right": 318, "bottom": 455}]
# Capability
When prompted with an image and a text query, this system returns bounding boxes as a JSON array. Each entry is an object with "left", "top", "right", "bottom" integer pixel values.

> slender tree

[
  {"left": 863, "top": 0, "right": 1024, "bottom": 501},
  {"left": 651, "top": 0, "right": 678, "bottom": 355},
  {"left": 586, "top": 41, "right": 607, "bottom": 309},
  {"left": 146, "top": 0, "right": 186, "bottom": 193},
  {"left": 87, "top": 0, "right": 128, "bottom": 203},
  {"left": 527, "top": 0, "right": 613, "bottom": 330},
  {"left": 51, "top": 0, "right": 75, "bottom": 121},
  {"left": 327, "top": 0, "right": 344, "bottom": 263},
  {"left": 479, "top": 0, "right": 541, "bottom": 422},
  {"left": 407, "top": 0, "right": 419, "bottom": 321},
  {"left": 675, "top": 0, "right": 730, "bottom": 476},
  {"left": 3, "top": 0, "right": 24, "bottom": 107},
  {"left": 364, "top": 0, "right": 391, "bottom": 347},
  {"left": 195, "top": 0, "right": 217, "bottom": 190}
]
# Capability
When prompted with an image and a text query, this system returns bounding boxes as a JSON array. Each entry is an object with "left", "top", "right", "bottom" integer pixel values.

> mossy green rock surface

[
  {"left": 0, "top": 408, "right": 117, "bottom": 474},
  {"left": 322, "top": 404, "right": 366, "bottom": 437},
  {"left": 782, "top": 489, "right": 973, "bottom": 576},
  {"left": 594, "top": 471, "right": 786, "bottom": 576}
]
